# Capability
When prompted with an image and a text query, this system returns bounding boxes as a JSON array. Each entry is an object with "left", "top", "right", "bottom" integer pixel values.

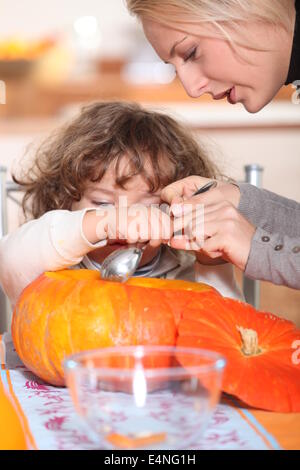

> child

[{"left": 0, "top": 101, "right": 243, "bottom": 308}]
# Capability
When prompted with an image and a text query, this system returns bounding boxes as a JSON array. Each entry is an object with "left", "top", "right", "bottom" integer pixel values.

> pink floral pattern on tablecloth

[{"left": 0, "top": 333, "right": 279, "bottom": 450}]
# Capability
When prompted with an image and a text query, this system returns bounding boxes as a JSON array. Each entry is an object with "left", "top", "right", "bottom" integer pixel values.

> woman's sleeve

[
  {"left": 195, "top": 262, "right": 244, "bottom": 301},
  {"left": 0, "top": 209, "right": 107, "bottom": 308},
  {"left": 244, "top": 227, "right": 300, "bottom": 289},
  {"left": 237, "top": 183, "right": 300, "bottom": 236},
  {"left": 237, "top": 183, "right": 300, "bottom": 288}
]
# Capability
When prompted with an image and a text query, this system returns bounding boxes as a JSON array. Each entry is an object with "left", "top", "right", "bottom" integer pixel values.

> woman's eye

[{"left": 184, "top": 47, "right": 197, "bottom": 62}]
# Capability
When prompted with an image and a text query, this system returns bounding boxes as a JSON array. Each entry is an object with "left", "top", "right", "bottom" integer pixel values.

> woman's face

[{"left": 142, "top": 18, "right": 293, "bottom": 113}]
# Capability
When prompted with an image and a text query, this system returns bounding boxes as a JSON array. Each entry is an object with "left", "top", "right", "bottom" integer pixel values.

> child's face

[{"left": 72, "top": 158, "right": 164, "bottom": 267}]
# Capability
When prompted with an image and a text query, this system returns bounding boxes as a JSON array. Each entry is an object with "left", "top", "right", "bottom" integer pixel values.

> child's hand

[{"left": 83, "top": 205, "right": 173, "bottom": 247}]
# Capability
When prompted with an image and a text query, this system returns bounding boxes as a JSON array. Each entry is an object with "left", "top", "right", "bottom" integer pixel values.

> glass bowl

[{"left": 64, "top": 346, "right": 226, "bottom": 450}]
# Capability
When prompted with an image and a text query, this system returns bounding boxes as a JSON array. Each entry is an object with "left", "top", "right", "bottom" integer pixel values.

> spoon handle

[{"left": 192, "top": 181, "right": 217, "bottom": 196}]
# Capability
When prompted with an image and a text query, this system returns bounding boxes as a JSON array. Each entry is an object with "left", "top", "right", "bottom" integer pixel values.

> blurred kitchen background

[{"left": 0, "top": 0, "right": 299, "bottom": 328}]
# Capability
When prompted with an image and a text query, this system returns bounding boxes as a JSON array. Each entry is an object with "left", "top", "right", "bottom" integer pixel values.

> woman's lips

[
  {"left": 213, "top": 87, "right": 237, "bottom": 104},
  {"left": 214, "top": 89, "right": 231, "bottom": 100},
  {"left": 227, "top": 86, "right": 237, "bottom": 104}
]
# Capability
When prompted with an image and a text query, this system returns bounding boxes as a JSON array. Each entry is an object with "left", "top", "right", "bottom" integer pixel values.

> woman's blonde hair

[
  {"left": 126, "top": 0, "right": 294, "bottom": 46},
  {"left": 14, "top": 101, "right": 219, "bottom": 220}
]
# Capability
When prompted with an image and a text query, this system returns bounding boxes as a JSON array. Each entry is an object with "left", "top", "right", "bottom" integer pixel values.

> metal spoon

[
  {"left": 100, "top": 180, "right": 217, "bottom": 282},
  {"left": 100, "top": 244, "right": 147, "bottom": 283}
]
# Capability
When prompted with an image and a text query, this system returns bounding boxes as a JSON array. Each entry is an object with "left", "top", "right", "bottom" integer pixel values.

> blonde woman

[{"left": 127, "top": 0, "right": 300, "bottom": 289}]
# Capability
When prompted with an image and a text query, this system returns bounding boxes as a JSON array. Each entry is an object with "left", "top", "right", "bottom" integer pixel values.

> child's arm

[
  {"left": 0, "top": 208, "right": 107, "bottom": 308},
  {"left": 0, "top": 205, "right": 172, "bottom": 308}
]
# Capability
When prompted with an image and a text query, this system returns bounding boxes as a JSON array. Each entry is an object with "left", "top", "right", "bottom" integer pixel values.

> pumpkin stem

[{"left": 237, "top": 326, "right": 261, "bottom": 356}]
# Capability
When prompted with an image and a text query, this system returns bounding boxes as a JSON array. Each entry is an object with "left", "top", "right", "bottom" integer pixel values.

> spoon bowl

[{"left": 101, "top": 246, "right": 146, "bottom": 282}]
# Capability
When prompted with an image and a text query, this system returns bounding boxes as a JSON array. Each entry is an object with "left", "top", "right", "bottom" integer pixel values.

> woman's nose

[{"left": 177, "top": 69, "right": 209, "bottom": 98}]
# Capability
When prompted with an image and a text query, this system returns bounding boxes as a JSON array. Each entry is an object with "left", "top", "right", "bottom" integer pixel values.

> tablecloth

[{"left": 1, "top": 333, "right": 299, "bottom": 450}]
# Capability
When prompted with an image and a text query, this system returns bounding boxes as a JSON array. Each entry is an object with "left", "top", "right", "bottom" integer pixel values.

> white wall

[
  {"left": 195, "top": 130, "right": 300, "bottom": 201},
  {"left": 0, "top": 0, "right": 138, "bottom": 58}
]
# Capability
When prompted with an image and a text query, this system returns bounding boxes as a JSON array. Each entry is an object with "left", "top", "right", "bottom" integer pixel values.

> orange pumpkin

[
  {"left": 176, "top": 295, "right": 300, "bottom": 412},
  {"left": 12, "top": 269, "right": 300, "bottom": 412},
  {"left": 12, "top": 269, "right": 217, "bottom": 386},
  {"left": 0, "top": 381, "right": 28, "bottom": 449}
]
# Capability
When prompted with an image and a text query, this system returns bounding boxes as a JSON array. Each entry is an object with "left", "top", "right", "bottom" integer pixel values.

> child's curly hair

[{"left": 14, "top": 101, "right": 220, "bottom": 220}]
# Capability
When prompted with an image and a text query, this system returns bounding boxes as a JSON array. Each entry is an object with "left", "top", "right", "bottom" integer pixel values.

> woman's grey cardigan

[{"left": 238, "top": 184, "right": 300, "bottom": 290}]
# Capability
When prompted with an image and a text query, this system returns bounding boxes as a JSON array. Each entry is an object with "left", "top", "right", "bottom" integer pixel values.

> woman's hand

[
  {"left": 161, "top": 175, "right": 241, "bottom": 208},
  {"left": 161, "top": 176, "right": 256, "bottom": 271}
]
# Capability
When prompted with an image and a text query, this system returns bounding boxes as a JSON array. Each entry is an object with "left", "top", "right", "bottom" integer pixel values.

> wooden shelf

[{"left": 0, "top": 73, "right": 295, "bottom": 118}]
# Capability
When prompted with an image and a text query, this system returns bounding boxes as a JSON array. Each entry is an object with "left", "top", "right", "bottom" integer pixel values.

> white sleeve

[
  {"left": 195, "top": 261, "right": 245, "bottom": 301},
  {"left": 0, "top": 208, "right": 107, "bottom": 308}
]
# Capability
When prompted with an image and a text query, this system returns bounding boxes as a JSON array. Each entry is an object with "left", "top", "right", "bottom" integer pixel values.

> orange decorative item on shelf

[
  {"left": 0, "top": 38, "right": 55, "bottom": 61},
  {"left": 177, "top": 295, "right": 300, "bottom": 413},
  {"left": 11, "top": 269, "right": 217, "bottom": 386}
]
